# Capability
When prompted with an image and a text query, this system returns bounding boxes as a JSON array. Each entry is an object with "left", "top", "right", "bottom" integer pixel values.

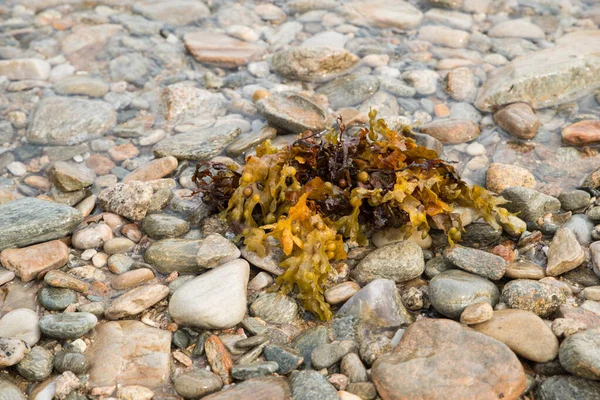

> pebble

[
  {"left": 117, "top": 386, "right": 155, "bottom": 400},
  {"left": 0, "top": 338, "right": 29, "bottom": 367},
  {"left": 488, "top": 18, "right": 545, "bottom": 39},
  {"left": 174, "top": 369, "right": 223, "bottom": 398},
  {"left": 445, "top": 245, "right": 506, "bottom": 280},
  {"left": 0, "top": 377, "right": 27, "bottom": 399},
  {"left": 141, "top": 214, "right": 190, "bottom": 239},
  {"left": 504, "top": 260, "right": 546, "bottom": 280},
  {"left": 0, "top": 198, "right": 82, "bottom": 251},
  {"left": 38, "top": 287, "right": 77, "bottom": 311},
  {"left": 418, "top": 119, "right": 480, "bottom": 144},
  {"left": 169, "top": 259, "right": 249, "bottom": 329},
  {"left": 559, "top": 327, "right": 600, "bottom": 380},
  {"left": 48, "top": 161, "right": 95, "bottom": 192},
  {"left": 39, "top": 312, "right": 97, "bottom": 339},
  {"left": 428, "top": 269, "right": 499, "bottom": 319},
  {"left": 263, "top": 345, "right": 304, "bottom": 375},
  {"left": 546, "top": 228, "right": 585, "bottom": 276},
  {"left": 316, "top": 74, "right": 379, "bottom": 110},
  {"left": 325, "top": 282, "right": 360, "bottom": 305},
  {"left": 290, "top": 370, "right": 340, "bottom": 400},
  {"left": 105, "top": 284, "right": 169, "bottom": 320},
  {"left": 250, "top": 293, "right": 298, "bottom": 325},
  {"left": 311, "top": 343, "right": 348, "bottom": 369},
  {"left": 98, "top": 182, "right": 153, "bottom": 221},
  {"left": 0, "top": 58, "right": 50, "bottom": 80},
  {"left": 501, "top": 186, "right": 561, "bottom": 222},
  {"left": 16, "top": 346, "right": 53, "bottom": 381},
  {"left": 184, "top": 31, "right": 266, "bottom": 68},
  {"left": 231, "top": 361, "right": 279, "bottom": 380},
  {"left": 247, "top": 272, "right": 274, "bottom": 291},
  {"left": 562, "top": 120, "right": 600, "bottom": 146},
  {"left": 54, "top": 351, "right": 89, "bottom": 375},
  {"left": 201, "top": 376, "right": 291, "bottom": 399},
  {"left": 255, "top": 93, "right": 327, "bottom": 134},
  {"left": 372, "top": 318, "right": 526, "bottom": 399},
  {"left": 205, "top": 335, "right": 234, "bottom": 385},
  {"left": 472, "top": 309, "right": 558, "bottom": 363},
  {"left": 153, "top": 125, "right": 242, "bottom": 161},
  {"left": 0, "top": 239, "right": 70, "bottom": 282},
  {"left": 493, "top": 102, "right": 539, "bottom": 139},
  {"left": 460, "top": 302, "right": 494, "bottom": 325},
  {"left": 111, "top": 268, "right": 154, "bottom": 290},
  {"left": 536, "top": 376, "right": 600, "bottom": 400},
  {"left": 107, "top": 254, "right": 134, "bottom": 274},
  {"left": 72, "top": 223, "right": 113, "bottom": 250},
  {"left": 500, "top": 279, "right": 566, "bottom": 317},
  {"left": 103, "top": 237, "right": 135, "bottom": 255},
  {"left": 353, "top": 241, "right": 424, "bottom": 284},
  {"left": 558, "top": 190, "right": 591, "bottom": 211},
  {"left": 485, "top": 163, "right": 535, "bottom": 193},
  {"left": 401, "top": 70, "right": 439, "bottom": 95}
]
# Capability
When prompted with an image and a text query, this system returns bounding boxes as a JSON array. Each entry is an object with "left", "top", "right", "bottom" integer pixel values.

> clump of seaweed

[{"left": 193, "top": 110, "right": 522, "bottom": 320}]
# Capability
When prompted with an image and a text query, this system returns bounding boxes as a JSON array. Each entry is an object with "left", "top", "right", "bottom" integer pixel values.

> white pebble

[
  {"left": 7, "top": 161, "right": 27, "bottom": 176},
  {"left": 80, "top": 249, "right": 97, "bottom": 261},
  {"left": 466, "top": 142, "right": 486, "bottom": 156}
]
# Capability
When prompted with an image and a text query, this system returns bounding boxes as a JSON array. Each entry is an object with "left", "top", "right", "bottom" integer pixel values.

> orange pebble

[
  {"left": 252, "top": 89, "right": 271, "bottom": 103},
  {"left": 434, "top": 103, "right": 450, "bottom": 118}
]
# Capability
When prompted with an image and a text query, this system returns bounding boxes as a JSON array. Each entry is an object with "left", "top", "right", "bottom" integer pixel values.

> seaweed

[{"left": 193, "top": 110, "right": 523, "bottom": 320}]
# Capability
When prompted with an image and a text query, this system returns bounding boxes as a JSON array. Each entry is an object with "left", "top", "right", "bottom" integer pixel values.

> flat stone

[
  {"left": 39, "top": 312, "right": 97, "bottom": 340},
  {"left": 153, "top": 125, "right": 241, "bottom": 161},
  {"left": 54, "top": 351, "right": 89, "bottom": 375},
  {"left": 226, "top": 126, "right": 278, "bottom": 156},
  {"left": 316, "top": 75, "right": 379, "bottom": 110},
  {"left": 0, "top": 379, "right": 26, "bottom": 400},
  {"left": 559, "top": 327, "right": 600, "bottom": 380},
  {"left": 0, "top": 240, "right": 69, "bottom": 282},
  {"left": 104, "top": 237, "right": 135, "bottom": 255},
  {"left": 0, "top": 58, "right": 50, "bottom": 80},
  {"left": 562, "top": 120, "right": 600, "bottom": 146},
  {"left": 174, "top": 369, "right": 223, "bottom": 399},
  {"left": 325, "top": 282, "right": 360, "bottom": 305},
  {"left": 500, "top": 186, "right": 560, "bottom": 222},
  {"left": 504, "top": 260, "right": 546, "bottom": 279},
  {"left": 185, "top": 31, "right": 266, "bottom": 68},
  {"left": 133, "top": 0, "right": 209, "bottom": 25},
  {"left": 558, "top": 190, "right": 591, "bottom": 212},
  {"left": 169, "top": 259, "right": 249, "bottom": 329},
  {"left": 445, "top": 67, "right": 476, "bottom": 102},
  {"left": 0, "top": 198, "right": 81, "bottom": 251},
  {"left": 98, "top": 182, "right": 154, "bottom": 221},
  {"left": 27, "top": 97, "right": 116, "bottom": 145},
  {"left": 161, "top": 86, "right": 225, "bottom": 124},
  {"left": 428, "top": 269, "right": 500, "bottom": 319},
  {"left": 444, "top": 245, "right": 506, "bottom": 280},
  {"left": 0, "top": 309, "right": 40, "bottom": 347},
  {"left": 202, "top": 376, "right": 291, "bottom": 400},
  {"left": 472, "top": 309, "right": 558, "bottom": 363},
  {"left": 500, "top": 279, "right": 566, "bottom": 317},
  {"left": 536, "top": 376, "right": 600, "bottom": 400},
  {"left": 0, "top": 338, "right": 29, "bottom": 368},
  {"left": 87, "top": 320, "right": 172, "bottom": 388},
  {"left": 546, "top": 228, "right": 585, "bottom": 276},
  {"left": 292, "top": 326, "right": 330, "bottom": 369},
  {"left": 493, "top": 102, "right": 539, "bottom": 139},
  {"left": 343, "top": 0, "right": 423, "bottom": 29},
  {"left": 255, "top": 93, "right": 327, "bottom": 134},
  {"left": 112, "top": 268, "right": 155, "bottom": 290},
  {"left": 486, "top": 164, "right": 535, "bottom": 194},
  {"left": 205, "top": 335, "right": 233, "bottom": 384},
  {"left": 142, "top": 214, "right": 190, "bottom": 239},
  {"left": 556, "top": 305, "right": 600, "bottom": 330},
  {"left": 311, "top": 343, "right": 348, "bottom": 369},
  {"left": 424, "top": 8, "right": 473, "bottom": 30},
  {"left": 341, "top": 353, "right": 368, "bottom": 383},
  {"left": 401, "top": 70, "right": 439, "bottom": 95},
  {"left": 353, "top": 241, "right": 424, "bottom": 284},
  {"left": 418, "top": 119, "right": 480, "bottom": 144},
  {"left": 372, "top": 319, "right": 527, "bottom": 400},
  {"left": 123, "top": 156, "right": 178, "bottom": 183},
  {"left": 250, "top": 293, "right": 297, "bottom": 325},
  {"left": 145, "top": 235, "right": 241, "bottom": 274},
  {"left": 53, "top": 75, "right": 109, "bottom": 98},
  {"left": 48, "top": 161, "right": 95, "bottom": 192},
  {"left": 105, "top": 284, "right": 169, "bottom": 320},
  {"left": 270, "top": 47, "right": 359, "bottom": 82},
  {"left": 290, "top": 370, "right": 340, "bottom": 400},
  {"left": 475, "top": 31, "right": 600, "bottom": 111}
]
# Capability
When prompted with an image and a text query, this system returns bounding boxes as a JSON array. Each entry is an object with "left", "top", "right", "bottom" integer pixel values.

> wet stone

[
  {"left": 153, "top": 125, "right": 241, "bottom": 161},
  {"left": 48, "top": 162, "right": 96, "bottom": 192},
  {"left": 536, "top": 376, "right": 600, "bottom": 400},
  {"left": 504, "top": 260, "right": 546, "bottom": 280},
  {"left": 16, "top": 346, "right": 53, "bottom": 381},
  {"left": 0, "top": 309, "right": 41, "bottom": 347},
  {"left": 54, "top": 351, "right": 89, "bottom": 375},
  {"left": 353, "top": 241, "right": 425, "bottom": 284},
  {"left": 418, "top": 119, "right": 480, "bottom": 144},
  {"left": 231, "top": 361, "right": 279, "bottom": 380},
  {"left": 500, "top": 279, "right": 566, "bottom": 318},
  {"left": 250, "top": 293, "right": 297, "bottom": 325},
  {"left": 546, "top": 228, "right": 585, "bottom": 277},
  {"left": 311, "top": 343, "right": 348, "bottom": 370},
  {"left": 341, "top": 353, "right": 368, "bottom": 383},
  {"left": 486, "top": 164, "right": 535, "bottom": 194},
  {"left": 445, "top": 245, "right": 506, "bottom": 280},
  {"left": 27, "top": 97, "right": 116, "bottom": 146},
  {"left": 501, "top": 186, "right": 560, "bottom": 223},
  {"left": 559, "top": 327, "right": 600, "bottom": 380},
  {"left": 292, "top": 326, "right": 330, "bottom": 369},
  {"left": 0, "top": 338, "right": 28, "bottom": 368},
  {"left": 184, "top": 31, "right": 266, "bottom": 68},
  {"left": 263, "top": 345, "right": 304, "bottom": 375},
  {"left": 105, "top": 284, "right": 169, "bottom": 320},
  {"left": 141, "top": 214, "right": 190, "bottom": 239},
  {"left": 493, "top": 102, "right": 539, "bottom": 139},
  {"left": 174, "top": 369, "right": 223, "bottom": 399},
  {"left": 255, "top": 93, "right": 327, "bottom": 134},
  {"left": 0, "top": 198, "right": 82, "bottom": 251},
  {"left": 38, "top": 287, "right": 77, "bottom": 311},
  {"left": 39, "top": 312, "right": 97, "bottom": 339},
  {"left": 460, "top": 302, "right": 494, "bottom": 325},
  {"left": 290, "top": 370, "right": 340, "bottom": 400},
  {"left": 0, "top": 239, "right": 70, "bottom": 282},
  {"left": 316, "top": 75, "right": 379, "bottom": 110},
  {"left": 226, "top": 126, "right": 277, "bottom": 156},
  {"left": 428, "top": 269, "right": 500, "bottom": 319},
  {"left": 270, "top": 47, "right": 359, "bottom": 82},
  {"left": 53, "top": 76, "right": 109, "bottom": 98},
  {"left": 202, "top": 376, "right": 291, "bottom": 400}
]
